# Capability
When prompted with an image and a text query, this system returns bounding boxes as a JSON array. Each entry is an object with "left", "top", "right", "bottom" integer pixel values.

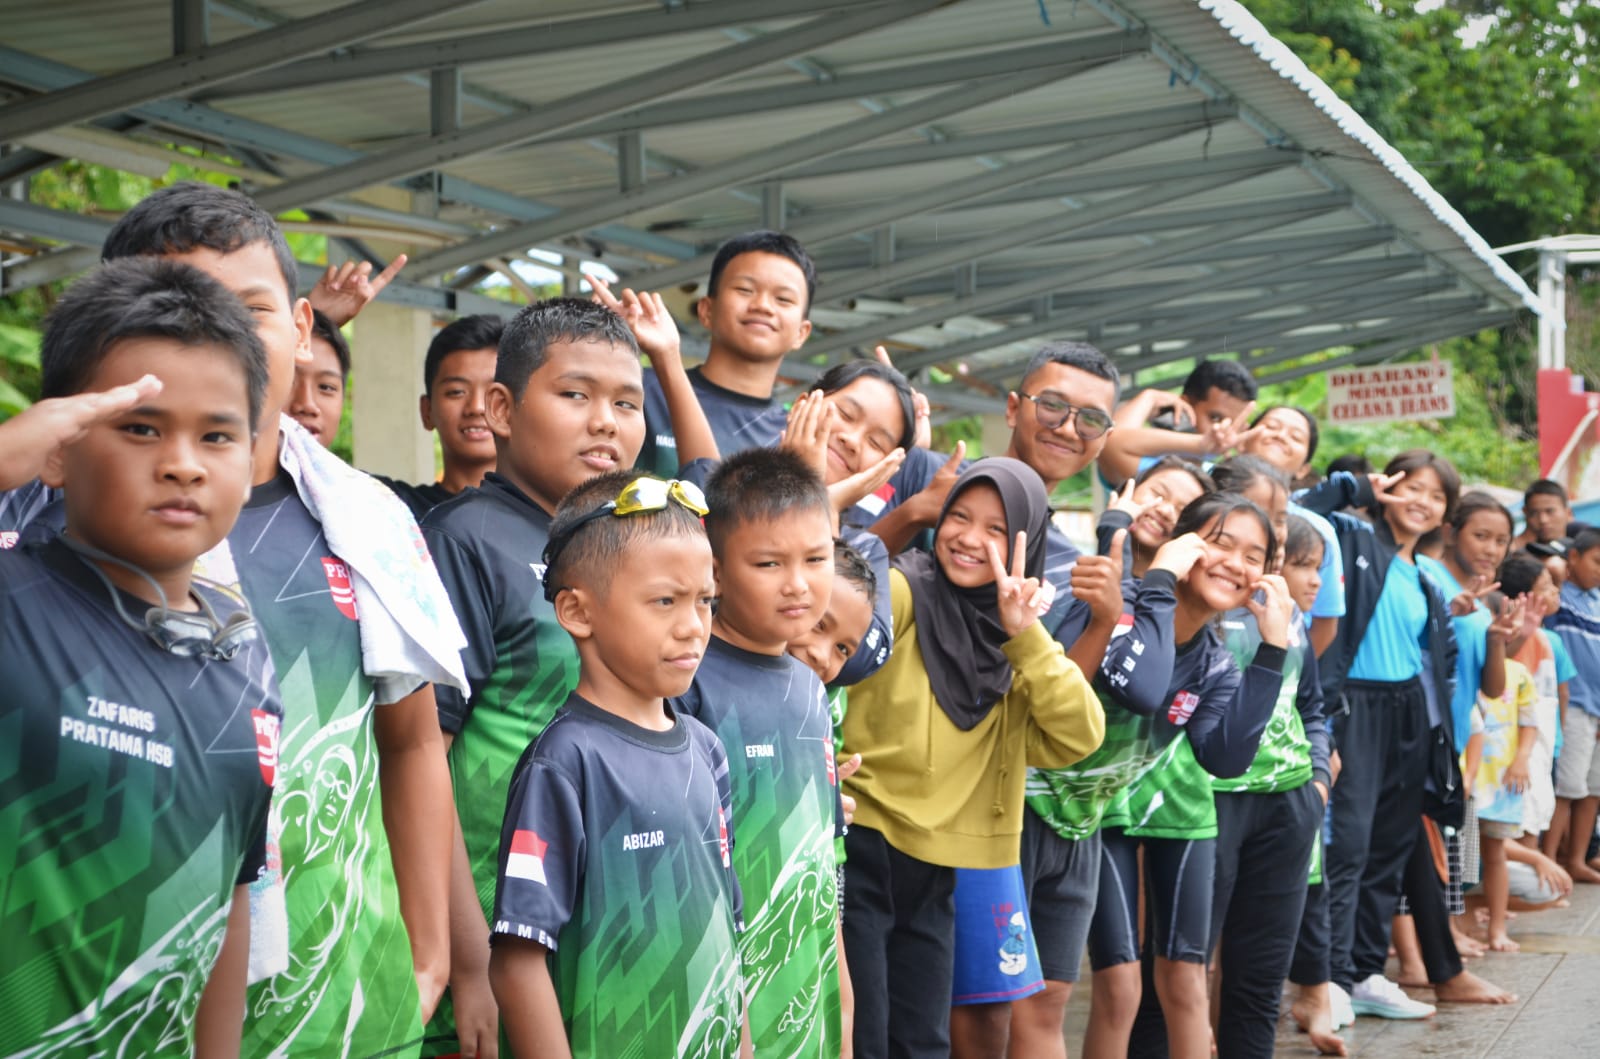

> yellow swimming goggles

[{"left": 541, "top": 477, "right": 708, "bottom": 600}]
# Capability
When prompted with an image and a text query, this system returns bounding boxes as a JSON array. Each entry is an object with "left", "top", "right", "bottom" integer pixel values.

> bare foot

[
  {"left": 1291, "top": 989, "right": 1348, "bottom": 1057},
  {"left": 1397, "top": 963, "right": 1429, "bottom": 988},
  {"left": 1452, "top": 930, "right": 1487, "bottom": 959},
  {"left": 1488, "top": 932, "right": 1521, "bottom": 952},
  {"left": 1567, "top": 862, "right": 1600, "bottom": 884},
  {"left": 1433, "top": 970, "right": 1518, "bottom": 1004}
]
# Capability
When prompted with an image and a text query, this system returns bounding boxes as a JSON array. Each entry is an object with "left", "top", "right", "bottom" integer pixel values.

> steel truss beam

[
  {"left": 0, "top": 0, "right": 487, "bottom": 142},
  {"left": 406, "top": 63, "right": 1083, "bottom": 278},
  {"left": 958, "top": 148, "right": 1296, "bottom": 211},
  {"left": 780, "top": 101, "right": 1231, "bottom": 180},
  {"left": 634, "top": 120, "right": 1181, "bottom": 292},
  {"left": 254, "top": 1, "right": 945, "bottom": 214},
  {"left": 931, "top": 244, "right": 1374, "bottom": 379},
  {"left": 1254, "top": 314, "right": 1512, "bottom": 386},
  {"left": 0, "top": 45, "right": 697, "bottom": 262},
  {"left": 204, "top": 0, "right": 873, "bottom": 99},
  {"left": 860, "top": 231, "right": 1400, "bottom": 301},
  {"left": 0, "top": 197, "right": 504, "bottom": 314},
  {"left": 803, "top": 204, "right": 1338, "bottom": 363}
]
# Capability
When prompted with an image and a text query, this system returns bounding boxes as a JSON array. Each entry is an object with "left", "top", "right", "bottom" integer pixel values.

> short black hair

[
  {"left": 102, "top": 181, "right": 298, "bottom": 302},
  {"left": 309, "top": 309, "right": 350, "bottom": 379},
  {"left": 496, "top": 297, "right": 639, "bottom": 401},
  {"left": 1209, "top": 453, "right": 1289, "bottom": 499},
  {"left": 1572, "top": 527, "right": 1600, "bottom": 556},
  {"left": 544, "top": 470, "right": 708, "bottom": 601},
  {"left": 833, "top": 537, "right": 878, "bottom": 608},
  {"left": 1136, "top": 454, "right": 1215, "bottom": 495},
  {"left": 425, "top": 313, "right": 504, "bottom": 395},
  {"left": 707, "top": 230, "right": 817, "bottom": 313},
  {"left": 1182, "top": 358, "right": 1257, "bottom": 404},
  {"left": 1171, "top": 490, "right": 1279, "bottom": 572},
  {"left": 1019, "top": 341, "right": 1120, "bottom": 399},
  {"left": 1285, "top": 513, "right": 1324, "bottom": 565},
  {"left": 41, "top": 258, "right": 269, "bottom": 430},
  {"left": 1525, "top": 478, "right": 1569, "bottom": 506},
  {"left": 1381, "top": 449, "right": 1462, "bottom": 523},
  {"left": 809, "top": 359, "right": 917, "bottom": 452},
  {"left": 704, "top": 447, "right": 831, "bottom": 553},
  {"left": 1250, "top": 405, "right": 1320, "bottom": 464},
  {"left": 1497, "top": 552, "right": 1547, "bottom": 599},
  {"left": 1326, "top": 453, "right": 1373, "bottom": 478},
  {"left": 1451, "top": 490, "right": 1512, "bottom": 534}
]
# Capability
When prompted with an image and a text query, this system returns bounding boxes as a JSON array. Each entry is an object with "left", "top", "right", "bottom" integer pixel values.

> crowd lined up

[{"left": 2, "top": 181, "right": 1597, "bottom": 1059}]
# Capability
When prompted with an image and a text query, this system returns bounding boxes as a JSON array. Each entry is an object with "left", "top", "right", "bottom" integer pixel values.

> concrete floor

[{"left": 1059, "top": 878, "right": 1600, "bottom": 1056}]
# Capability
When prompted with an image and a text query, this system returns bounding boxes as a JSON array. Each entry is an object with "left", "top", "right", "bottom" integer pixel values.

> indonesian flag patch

[
  {"left": 506, "top": 829, "right": 549, "bottom": 885},
  {"left": 321, "top": 557, "right": 359, "bottom": 621},
  {"left": 251, "top": 708, "right": 280, "bottom": 786}
]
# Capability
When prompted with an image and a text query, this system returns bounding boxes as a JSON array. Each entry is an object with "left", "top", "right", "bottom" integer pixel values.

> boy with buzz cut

[
  {"left": 97, "top": 182, "right": 466, "bottom": 1059},
  {"left": 421, "top": 295, "right": 716, "bottom": 1054},
  {"left": 0, "top": 258, "right": 281, "bottom": 1056},
  {"left": 489, "top": 469, "right": 745, "bottom": 1059},
  {"left": 380, "top": 313, "right": 504, "bottom": 518},
  {"left": 1098, "top": 357, "right": 1258, "bottom": 487},
  {"left": 677, "top": 447, "right": 853, "bottom": 1057},
  {"left": 1520, "top": 478, "right": 1573, "bottom": 549},
  {"left": 635, "top": 230, "right": 816, "bottom": 474}
]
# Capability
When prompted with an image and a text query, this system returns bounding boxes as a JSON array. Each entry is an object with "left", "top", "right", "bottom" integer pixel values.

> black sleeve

[
  {"left": 489, "top": 756, "right": 584, "bottom": 950},
  {"left": 1297, "top": 645, "right": 1332, "bottom": 789},
  {"left": 1098, "top": 571, "right": 1179, "bottom": 716},
  {"left": 1096, "top": 509, "right": 1135, "bottom": 569},
  {"left": 1187, "top": 642, "right": 1286, "bottom": 779},
  {"left": 1292, "top": 471, "right": 1374, "bottom": 518},
  {"left": 679, "top": 457, "right": 717, "bottom": 491},
  {"left": 235, "top": 791, "right": 271, "bottom": 886},
  {"left": 421, "top": 525, "right": 499, "bottom": 733},
  {"left": 833, "top": 529, "right": 894, "bottom": 688}
]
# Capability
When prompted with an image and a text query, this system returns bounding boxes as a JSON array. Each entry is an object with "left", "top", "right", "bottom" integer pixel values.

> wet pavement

[{"left": 1060, "top": 878, "right": 1600, "bottom": 1055}]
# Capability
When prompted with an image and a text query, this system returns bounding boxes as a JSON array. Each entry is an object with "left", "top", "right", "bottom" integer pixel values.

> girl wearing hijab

[{"left": 841, "top": 459, "right": 1106, "bottom": 1059}]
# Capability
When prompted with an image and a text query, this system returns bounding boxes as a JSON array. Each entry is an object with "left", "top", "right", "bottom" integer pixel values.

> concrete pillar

[
  {"left": 350, "top": 299, "right": 435, "bottom": 482},
  {"left": 980, "top": 411, "right": 1012, "bottom": 461}
]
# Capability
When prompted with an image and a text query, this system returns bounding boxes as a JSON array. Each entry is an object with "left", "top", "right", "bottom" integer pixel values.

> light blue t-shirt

[
  {"left": 1547, "top": 630, "right": 1576, "bottom": 756},
  {"left": 1418, "top": 555, "right": 1492, "bottom": 750},
  {"left": 1546, "top": 581, "right": 1600, "bottom": 719},
  {"left": 1349, "top": 558, "right": 1427, "bottom": 683}
]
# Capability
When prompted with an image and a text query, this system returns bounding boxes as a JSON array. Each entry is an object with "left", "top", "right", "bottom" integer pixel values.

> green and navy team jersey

[
  {"left": 1216, "top": 608, "right": 1317, "bottom": 794},
  {"left": 0, "top": 539, "right": 279, "bottom": 1055},
  {"left": 637, "top": 365, "right": 788, "bottom": 476},
  {"left": 1026, "top": 573, "right": 1285, "bottom": 841},
  {"left": 421, "top": 473, "right": 580, "bottom": 917},
  {"left": 492, "top": 694, "right": 745, "bottom": 1059},
  {"left": 210, "top": 469, "right": 423, "bottom": 1056},
  {"left": 677, "top": 637, "right": 844, "bottom": 1058}
]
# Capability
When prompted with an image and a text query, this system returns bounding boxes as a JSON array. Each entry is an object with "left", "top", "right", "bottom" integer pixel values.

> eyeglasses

[
  {"left": 1016, "top": 392, "right": 1114, "bottom": 439},
  {"left": 541, "top": 477, "right": 709, "bottom": 600}
]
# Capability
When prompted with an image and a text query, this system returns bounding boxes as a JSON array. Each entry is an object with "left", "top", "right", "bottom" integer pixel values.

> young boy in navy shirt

[
  {"left": 422, "top": 294, "right": 716, "bottom": 1053},
  {"left": 490, "top": 470, "right": 745, "bottom": 1058},
  {"left": 634, "top": 231, "right": 816, "bottom": 473},
  {"left": 0, "top": 258, "right": 280, "bottom": 1056},
  {"left": 677, "top": 448, "right": 852, "bottom": 1056}
]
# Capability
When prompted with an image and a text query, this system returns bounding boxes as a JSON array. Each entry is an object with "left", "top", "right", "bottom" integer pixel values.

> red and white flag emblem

[
  {"left": 0, "top": 531, "right": 17, "bottom": 549},
  {"left": 824, "top": 742, "right": 837, "bottom": 786},
  {"left": 321, "top": 557, "right": 359, "bottom": 620},
  {"left": 251, "top": 708, "right": 280, "bottom": 786},
  {"left": 507, "top": 829, "right": 548, "bottom": 885},
  {"left": 1167, "top": 690, "right": 1200, "bottom": 726},
  {"left": 717, "top": 806, "right": 731, "bottom": 867}
]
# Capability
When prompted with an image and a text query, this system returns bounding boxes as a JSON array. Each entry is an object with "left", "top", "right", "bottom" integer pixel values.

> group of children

[{"left": 2, "top": 180, "right": 1597, "bottom": 1059}]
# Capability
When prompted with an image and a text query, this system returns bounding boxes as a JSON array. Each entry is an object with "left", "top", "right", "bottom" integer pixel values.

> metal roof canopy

[{"left": 0, "top": 0, "right": 1539, "bottom": 418}]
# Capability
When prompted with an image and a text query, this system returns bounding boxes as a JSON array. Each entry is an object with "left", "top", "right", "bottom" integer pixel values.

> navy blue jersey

[
  {"left": 637, "top": 365, "right": 788, "bottom": 475},
  {"left": 0, "top": 539, "right": 279, "bottom": 1054},
  {"left": 492, "top": 693, "right": 744, "bottom": 1058},
  {"left": 374, "top": 474, "right": 454, "bottom": 520}
]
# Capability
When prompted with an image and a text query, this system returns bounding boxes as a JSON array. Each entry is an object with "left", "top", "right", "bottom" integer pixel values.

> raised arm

[
  {"left": 1185, "top": 575, "right": 1293, "bottom": 778},
  {"left": 589, "top": 275, "right": 719, "bottom": 467},
  {"left": 0, "top": 374, "right": 162, "bottom": 489}
]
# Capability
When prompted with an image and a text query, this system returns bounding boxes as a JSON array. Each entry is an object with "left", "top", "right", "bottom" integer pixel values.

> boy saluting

[
  {"left": 489, "top": 471, "right": 747, "bottom": 1059},
  {"left": 0, "top": 259, "right": 281, "bottom": 1056}
]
